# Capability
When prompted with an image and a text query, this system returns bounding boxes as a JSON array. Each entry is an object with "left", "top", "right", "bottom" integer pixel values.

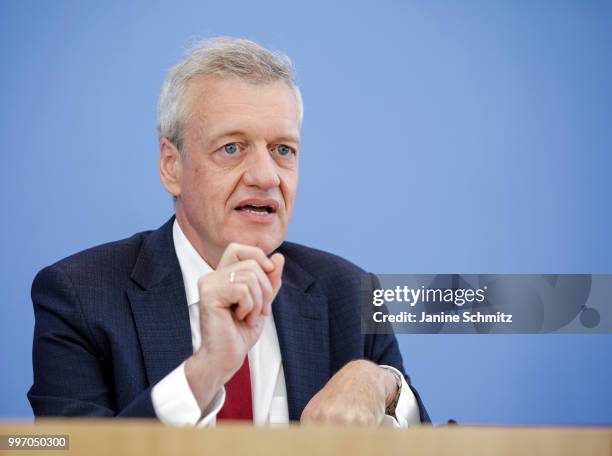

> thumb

[{"left": 268, "top": 253, "right": 284, "bottom": 298}]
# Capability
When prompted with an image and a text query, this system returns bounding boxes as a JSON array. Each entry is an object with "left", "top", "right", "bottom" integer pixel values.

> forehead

[{"left": 184, "top": 74, "right": 301, "bottom": 141}]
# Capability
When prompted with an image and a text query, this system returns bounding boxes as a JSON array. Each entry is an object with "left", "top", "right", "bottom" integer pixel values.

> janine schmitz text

[{"left": 372, "top": 311, "right": 514, "bottom": 324}]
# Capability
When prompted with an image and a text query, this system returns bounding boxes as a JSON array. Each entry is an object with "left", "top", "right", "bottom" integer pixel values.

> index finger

[{"left": 218, "top": 242, "right": 274, "bottom": 272}]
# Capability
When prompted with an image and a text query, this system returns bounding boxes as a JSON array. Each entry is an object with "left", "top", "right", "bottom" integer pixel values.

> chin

[{"left": 226, "top": 231, "right": 283, "bottom": 255}]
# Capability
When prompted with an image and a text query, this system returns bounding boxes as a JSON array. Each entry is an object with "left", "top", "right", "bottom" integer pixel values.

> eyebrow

[
  {"left": 210, "top": 130, "right": 301, "bottom": 145},
  {"left": 272, "top": 134, "right": 301, "bottom": 145}
]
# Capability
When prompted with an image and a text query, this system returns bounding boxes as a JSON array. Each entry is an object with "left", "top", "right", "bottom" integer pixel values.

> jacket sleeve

[
  {"left": 27, "top": 264, "right": 156, "bottom": 418},
  {"left": 363, "top": 272, "right": 431, "bottom": 423}
]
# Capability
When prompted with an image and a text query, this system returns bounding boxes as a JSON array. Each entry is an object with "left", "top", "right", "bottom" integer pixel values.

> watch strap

[{"left": 383, "top": 367, "right": 402, "bottom": 416}]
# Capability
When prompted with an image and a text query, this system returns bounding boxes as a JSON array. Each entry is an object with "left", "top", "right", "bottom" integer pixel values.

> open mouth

[
  {"left": 234, "top": 198, "right": 280, "bottom": 219},
  {"left": 235, "top": 204, "right": 276, "bottom": 215}
]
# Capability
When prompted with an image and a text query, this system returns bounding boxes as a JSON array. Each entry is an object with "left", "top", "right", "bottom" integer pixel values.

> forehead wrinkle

[
  {"left": 187, "top": 78, "right": 298, "bottom": 118},
  {"left": 192, "top": 110, "right": 300, "bottom": 145},
  {"left": 184, "top": 78, "right": 301, "bottom": 147},
  {"left": 197, "top": 100, "right": 297, "bottom": 125}
]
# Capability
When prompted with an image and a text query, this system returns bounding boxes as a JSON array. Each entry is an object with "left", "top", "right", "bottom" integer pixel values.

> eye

[
  {"left": 223, "top": 143, "right": 239, "bottom": 154},
  {"left": 276, "top": 144, "right": 293, "bottom": 156}
]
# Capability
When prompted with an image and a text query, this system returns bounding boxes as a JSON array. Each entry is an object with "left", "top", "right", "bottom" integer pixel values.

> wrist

[
  {"left": 345, "top": 360, "right": 395, "bottom": 406},
  {"left": 185, "top": 353, "right": 225, "bottom": 413},
  {"left": 382, "top": 368, "right": 400, "bottom": 407}
]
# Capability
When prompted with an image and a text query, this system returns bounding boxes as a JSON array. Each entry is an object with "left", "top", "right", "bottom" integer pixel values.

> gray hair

[{"left": 157, "top": 37, "right": 303, "bottom": 154}]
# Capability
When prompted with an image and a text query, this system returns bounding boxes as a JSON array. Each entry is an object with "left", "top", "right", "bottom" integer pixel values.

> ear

[{"left": 159, "top": 138, "right": 183, "bottom": 197}]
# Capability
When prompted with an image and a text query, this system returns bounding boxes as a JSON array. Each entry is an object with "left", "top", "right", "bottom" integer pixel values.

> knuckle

[
  {"left": 246, "top": 270, "right": 258, "bottom": 285},
  {"left": 221, "top": 244, "right": 236, "bottom": 261},
  {"left": 356, "top": 413, "right": 371, "bottom": 426},
  {"left": 263, "top": 284, "right": 274, "bottom": 301},
  {"left": 238, "top": 283, "right": 250, "bottom": 297},
  {"left": 329, "top": 411, "right": 346, "bottom": 424},
  {"left": 197, "top": 280, "right": 213, "bottom": 297},
  {"left": 197, "top": 275, "right": 208, "bottom": 288},
  {"left": 307, "top": 408, "right": 323, "bottom": 423},
  {"left": 242, "top": 287, "right": 253, "bottom": 303}
]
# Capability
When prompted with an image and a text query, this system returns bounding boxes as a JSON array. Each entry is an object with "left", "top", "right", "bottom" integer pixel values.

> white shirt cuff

[
  {"left": 379, "top": 365, "right": 421, "bottom": 428},
  {"left": 151, "top": 361, "right": 226, "bottom": 427}
]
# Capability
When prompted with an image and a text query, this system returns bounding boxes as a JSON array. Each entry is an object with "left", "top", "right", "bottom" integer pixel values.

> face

[{"left": 160, "top": 75, "right": 301, "bottom": 267}]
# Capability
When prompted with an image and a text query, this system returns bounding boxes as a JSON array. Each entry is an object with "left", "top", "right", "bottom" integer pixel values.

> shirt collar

[{"left": 172, "top": 218, "right": 213, "bottom": 306}]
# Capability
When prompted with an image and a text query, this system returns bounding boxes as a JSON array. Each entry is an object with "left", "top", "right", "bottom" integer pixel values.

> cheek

[
  {"left": 280, "top": 173, "right": 298, "bottom": 213},
  {"left": 281, "top": 183, "right": 297, "bottom": 223},
  {"left": 201, "top": 170, "right": 243, "bottom": 211},
  {"left": 182, "top": 167, "right": 215, "bottom": 209}
]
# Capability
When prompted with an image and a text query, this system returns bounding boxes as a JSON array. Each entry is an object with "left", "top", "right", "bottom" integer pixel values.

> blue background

[{"left": 1, "top": 1, "right": 611, "bottom": 424}]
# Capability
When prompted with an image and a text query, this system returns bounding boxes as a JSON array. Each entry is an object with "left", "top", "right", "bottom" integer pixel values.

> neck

[{"left": 174, "top": 208, "right": 222, "bottom": 269}]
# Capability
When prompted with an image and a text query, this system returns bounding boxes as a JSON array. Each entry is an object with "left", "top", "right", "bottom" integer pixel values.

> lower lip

[{"left": 234, "top": 209, "right": 276, "bottom": 224}]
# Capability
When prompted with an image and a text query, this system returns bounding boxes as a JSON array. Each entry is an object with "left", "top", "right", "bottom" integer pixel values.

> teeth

[
  {"left": 245, "top": 209, "right": 269, "bottom": 215},
  {"left": 236, "top": 203, "right": 275, "bottom": 215}
]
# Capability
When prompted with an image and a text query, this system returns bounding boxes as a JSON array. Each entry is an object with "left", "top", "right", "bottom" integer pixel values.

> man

[{"left": 28, "top": 37, "right": 429, "bottom": 427}]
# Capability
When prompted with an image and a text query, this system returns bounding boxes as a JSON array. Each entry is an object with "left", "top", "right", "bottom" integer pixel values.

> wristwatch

[{"left": 383, "top": 367, "right": 402, "bottom": 416}]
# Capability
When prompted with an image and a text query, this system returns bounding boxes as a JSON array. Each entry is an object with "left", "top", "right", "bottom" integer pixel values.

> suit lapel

[
  {"left": 127, "top": 217, "right": 193, "bottom": 386},
  {"left": 273, "top": 252, "right": 330, "bottom": 421}
]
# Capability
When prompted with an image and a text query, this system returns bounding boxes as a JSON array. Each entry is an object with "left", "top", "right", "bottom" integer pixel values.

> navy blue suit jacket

[{"left": 28, "top": 217, "right": 429, "bottom": 422}]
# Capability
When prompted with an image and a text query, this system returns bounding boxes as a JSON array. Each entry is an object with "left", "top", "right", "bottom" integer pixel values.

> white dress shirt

[{"left": 151, "top": 219, "right": 421, "bottom": 427}]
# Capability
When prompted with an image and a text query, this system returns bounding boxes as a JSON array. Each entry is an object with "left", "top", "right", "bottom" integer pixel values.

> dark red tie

[{"left": 217, "top": 357, "right": 253, "bottom": 421}]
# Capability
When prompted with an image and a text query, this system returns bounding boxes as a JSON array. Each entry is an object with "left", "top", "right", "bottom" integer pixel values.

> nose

[{"left": 242, "top": 143, "right": 280, "bottom": 189}]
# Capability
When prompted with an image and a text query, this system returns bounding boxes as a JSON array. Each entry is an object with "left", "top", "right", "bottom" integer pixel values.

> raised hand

[{"left": 185, "top": 243, "right": 284, "bottom": 411}]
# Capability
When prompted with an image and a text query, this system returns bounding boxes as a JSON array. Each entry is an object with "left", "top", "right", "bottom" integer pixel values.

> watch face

[{"left": 385, "top": 370, "right": 402, "bottom": 416}]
